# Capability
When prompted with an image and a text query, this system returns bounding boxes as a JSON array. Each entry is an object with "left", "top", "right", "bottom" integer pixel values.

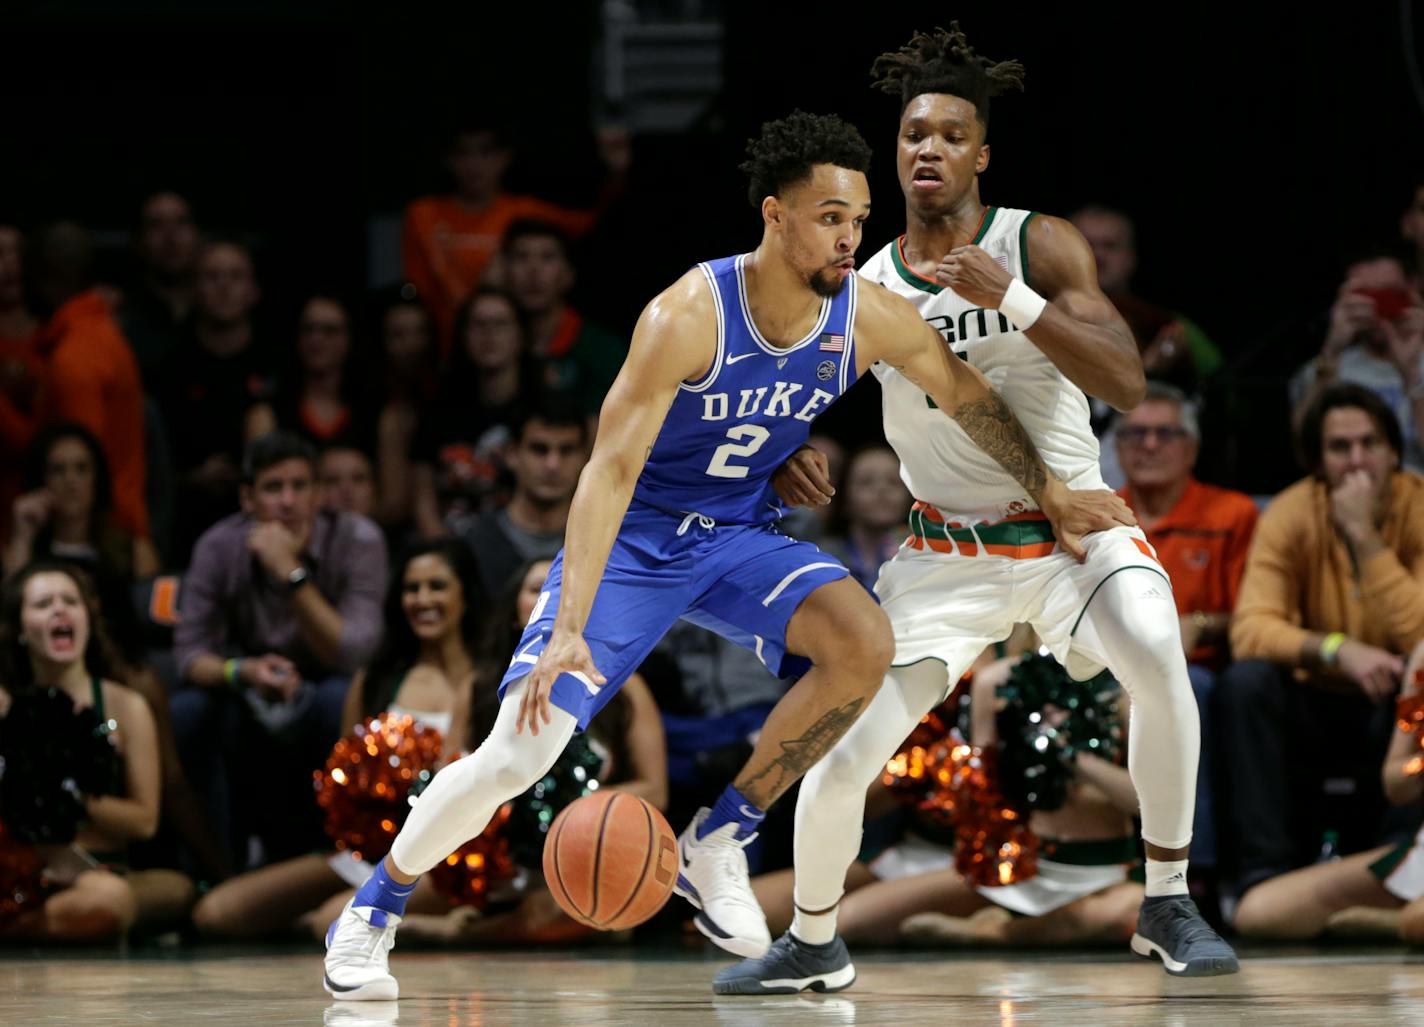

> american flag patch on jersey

[
  {"left": 994, "top": 254, "right": 1010, "bottom": 272},
  {"left": 819, "top": 333, "right": 845, "bottom": 352}
]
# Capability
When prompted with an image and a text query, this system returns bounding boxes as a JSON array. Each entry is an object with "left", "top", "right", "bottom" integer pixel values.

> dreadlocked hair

[
  {"left": 870, "top": 24, "right": 1025, "bottom": 128},
  {"left": 739, "top": 110, "right": 872, "bottom": 209}
]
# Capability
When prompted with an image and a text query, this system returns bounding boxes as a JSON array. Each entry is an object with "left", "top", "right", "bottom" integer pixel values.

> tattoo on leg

[
  {"left": 742, "top": 698, "right": 866, "bottom": 801},
  {"left": 952, "top": 392, "right": 1048, "bottom": 495}
]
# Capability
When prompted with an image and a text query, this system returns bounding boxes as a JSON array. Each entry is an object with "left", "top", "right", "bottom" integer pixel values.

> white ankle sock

[
  {"left": 1145, "top": 858, "right": 1190, "bottom": 898},
  {"left": 790, "top": 902, "right": 837, "bottom": 945}
]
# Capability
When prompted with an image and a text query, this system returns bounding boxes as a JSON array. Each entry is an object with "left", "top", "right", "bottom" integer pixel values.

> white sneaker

[
  {"left": 323, "top": 898, "right": 401, "bottom": 1001},
  {"left": 674, "top": 808, "right": 772, "bottom": 959}
]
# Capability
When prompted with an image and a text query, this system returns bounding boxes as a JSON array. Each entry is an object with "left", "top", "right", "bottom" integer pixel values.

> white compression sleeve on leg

[
  {"left": 389, "top": 677, "right": 577, "bottom": 876},
  {"left": 791, "top": 661, "right": 956, "bottom": 939},
  {"left": 1071, "top": 569, "right": 1199, "bottom": 851}
]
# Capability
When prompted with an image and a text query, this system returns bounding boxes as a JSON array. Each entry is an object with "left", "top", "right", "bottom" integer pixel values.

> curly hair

[
  {"left": 739, "top": 110, "right": 872, "bottom": 209},
  {"left": 870, "top": 24, "right": 1025, "bottom": 129}
]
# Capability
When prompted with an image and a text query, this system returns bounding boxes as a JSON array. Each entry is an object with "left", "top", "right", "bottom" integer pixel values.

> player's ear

[
  {"left": 977, "top": 144, "right": 990, "bottom": 175},
  {"left": 761, "top": 194, "right": 782, "bottom": 229}
]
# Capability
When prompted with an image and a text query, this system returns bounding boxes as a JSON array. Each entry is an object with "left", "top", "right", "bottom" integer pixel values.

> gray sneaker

[
  {"left": 1131, "top": 896, "right": 1240, "bottom": 977},
  {"left": 713, "top": 932, "right": 856, "bottom": 995}
]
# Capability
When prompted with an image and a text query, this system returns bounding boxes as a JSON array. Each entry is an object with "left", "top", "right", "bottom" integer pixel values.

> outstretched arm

[
  {"left": 937, "top": 215, "right": 1145, "bottom": 411},
  {"left": 519, "top": 271, "right": 716, "bottom": 734}
]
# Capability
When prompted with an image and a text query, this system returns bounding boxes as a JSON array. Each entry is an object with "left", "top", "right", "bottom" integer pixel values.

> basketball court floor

[{"left": 4, "top": 944, "right": 1423, "bottom": 1025}]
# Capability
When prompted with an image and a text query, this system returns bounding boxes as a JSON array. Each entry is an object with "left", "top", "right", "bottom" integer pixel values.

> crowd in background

[{"left": 2, "top": 115, "right": 1424, "bottom": 950}]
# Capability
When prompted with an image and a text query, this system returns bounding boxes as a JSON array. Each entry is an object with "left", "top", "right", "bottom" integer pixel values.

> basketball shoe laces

[
  {"left": 328, "top": 907, "right": 399, "bottom": 975},
  {"left": 1152, "top": 899, "right": 1217, "bottom": 947}
]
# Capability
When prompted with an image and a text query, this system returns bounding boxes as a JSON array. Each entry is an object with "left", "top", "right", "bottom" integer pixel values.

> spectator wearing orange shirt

[
  {"left": 29, "top": 221, "right": 148, "bottom": 541},
  {"left": 401, "top": 121, "right": 631, "bottom": 352},
  {"left": 1115, "top": 382, "right": 1259, "bottom": 887},
  {"left": 0, "top": 223, "right": 42, "bottom": 536}
]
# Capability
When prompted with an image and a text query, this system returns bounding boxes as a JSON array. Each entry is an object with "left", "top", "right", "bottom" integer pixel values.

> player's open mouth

[
  {"left": 835, "top": 258, "right": 855, "bottom": 271},
  {"left": 912, "top": 166, "right": 943, "bottom": 188}
]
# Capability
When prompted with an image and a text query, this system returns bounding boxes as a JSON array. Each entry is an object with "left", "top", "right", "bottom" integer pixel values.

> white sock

[
  {"left": 1145, "top": 858, "right": 1190, "bottom": 898},
  {"left": 791, "top": 902, "right": 837, "bottom": 945}
]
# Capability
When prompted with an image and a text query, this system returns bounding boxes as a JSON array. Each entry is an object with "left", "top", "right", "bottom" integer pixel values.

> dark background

[{"left": 3, "top": 2, "right": 1422, "bottom": 489}]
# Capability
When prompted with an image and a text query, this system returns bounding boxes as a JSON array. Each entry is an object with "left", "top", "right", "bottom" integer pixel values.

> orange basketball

[{"left": 542, "top": 791, "right": 679, "bottom": 931}]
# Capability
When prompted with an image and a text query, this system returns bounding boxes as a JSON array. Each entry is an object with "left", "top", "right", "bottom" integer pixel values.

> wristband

[
  {"left": 999, "top": 278, "right": 1047, "bottom": 330},
  {"left": 1320, "top": 632, "right": 1346, "bottom": 666},
  {"left": 223, "top": 658, "right": 242, "bottom": 688}
]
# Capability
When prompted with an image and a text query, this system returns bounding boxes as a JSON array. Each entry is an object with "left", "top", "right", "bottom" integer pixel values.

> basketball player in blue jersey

[
  {"left": 322, "top": 110, "right": 1132, "bottom": 1001},
  {"left": 719, "top": 27, "right": 1239, "bottom": 993}
]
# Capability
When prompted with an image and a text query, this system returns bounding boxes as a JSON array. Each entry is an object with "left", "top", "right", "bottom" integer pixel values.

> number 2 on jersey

[{"left": 705, "top": 424, "right": 770, "bottom": 479}]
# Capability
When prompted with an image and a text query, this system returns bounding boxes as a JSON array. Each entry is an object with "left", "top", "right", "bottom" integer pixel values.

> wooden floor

[{"left": 3, "top": 945, "right": 1423, "bottom": 1025}]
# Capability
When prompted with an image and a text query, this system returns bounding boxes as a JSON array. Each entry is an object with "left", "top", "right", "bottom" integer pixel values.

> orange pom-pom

[{"left": 313, "top": 714, "right": 444, "bottom": 862}]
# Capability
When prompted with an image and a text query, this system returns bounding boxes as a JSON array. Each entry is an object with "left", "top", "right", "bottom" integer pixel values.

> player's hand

[
  {"left": 243, "top": 653, "right": 301, "bottom": 701},
  {"left": 934, "top": 245, "right": 1012, "bottom": 309},
  {"left": 518, "top": 627, "right": 605, "bottom": 736},
  {"left": 1039, "top": 482, "right": 1136, "bottom": 563},
  {"left": 1336, "top": 639, "right": 1403, "bottom": 705},
  {"left": 772, "top": 445, "right": 835, "bottom": 507}
]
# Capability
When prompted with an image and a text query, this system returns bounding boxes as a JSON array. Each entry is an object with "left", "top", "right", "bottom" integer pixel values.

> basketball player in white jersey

[{"left": 714, "top": 26, "right": 1238, "bottom": 992}]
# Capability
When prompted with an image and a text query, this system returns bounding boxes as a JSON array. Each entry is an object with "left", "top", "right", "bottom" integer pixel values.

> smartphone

[{"left": 1353, "top": 287, "right": 1413, "bottom": 322}]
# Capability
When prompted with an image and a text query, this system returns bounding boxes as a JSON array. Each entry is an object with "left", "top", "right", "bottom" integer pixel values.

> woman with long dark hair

[
  {"left": 0, "top": 561, "right": 193, "bottom": 941},
  {"left": 191, "top": 540, "right": 484, "bottom": 939}
]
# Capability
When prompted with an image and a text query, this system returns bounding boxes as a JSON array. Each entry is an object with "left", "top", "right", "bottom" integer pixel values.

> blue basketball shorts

[{"left": 496, "top": 503, "right": 849, "bottom": 729}]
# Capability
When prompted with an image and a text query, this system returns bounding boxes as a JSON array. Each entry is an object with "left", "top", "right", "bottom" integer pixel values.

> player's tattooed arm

[
  {"left": 884, "top": 343, "right": 1052, "bottom": 500},
  {"left": 949, "top": 389, "right": 1049, "bottom": 497}
]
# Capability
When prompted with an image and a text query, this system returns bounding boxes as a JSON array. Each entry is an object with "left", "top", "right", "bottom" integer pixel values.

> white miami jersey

[{"left": 859, "top": 205, "right": 1106, "bottom": 519}]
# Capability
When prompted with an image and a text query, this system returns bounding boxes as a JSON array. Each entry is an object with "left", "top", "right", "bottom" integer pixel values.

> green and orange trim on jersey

[
  {"left": 905, "top": 502, "right": 1056, "bottom": 559},
  {"left": 889, "top": 207, "right": 1000, "bottom": 295}
]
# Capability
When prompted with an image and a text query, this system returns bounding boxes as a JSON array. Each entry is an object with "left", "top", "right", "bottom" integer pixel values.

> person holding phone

[{"left": 1290, "top": 253, "right": 1424, "bottom": 471}]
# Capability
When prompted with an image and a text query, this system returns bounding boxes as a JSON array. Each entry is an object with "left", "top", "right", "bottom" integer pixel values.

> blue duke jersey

[{"left": 632, "top": 254, "right": 860, "bottom": 524}]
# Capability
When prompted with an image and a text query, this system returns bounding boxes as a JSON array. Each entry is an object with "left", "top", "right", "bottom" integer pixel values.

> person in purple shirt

[{"left": 171, "top": 431, "right": 387, "bottom": 871}]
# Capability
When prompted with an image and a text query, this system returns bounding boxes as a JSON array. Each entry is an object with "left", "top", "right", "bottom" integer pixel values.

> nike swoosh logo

[
  {"left": 726, "top": 352, "right": 757, "bottom": 364},
  {"left": 738, "top": 804, "right": 763, "bottom": 820}
]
